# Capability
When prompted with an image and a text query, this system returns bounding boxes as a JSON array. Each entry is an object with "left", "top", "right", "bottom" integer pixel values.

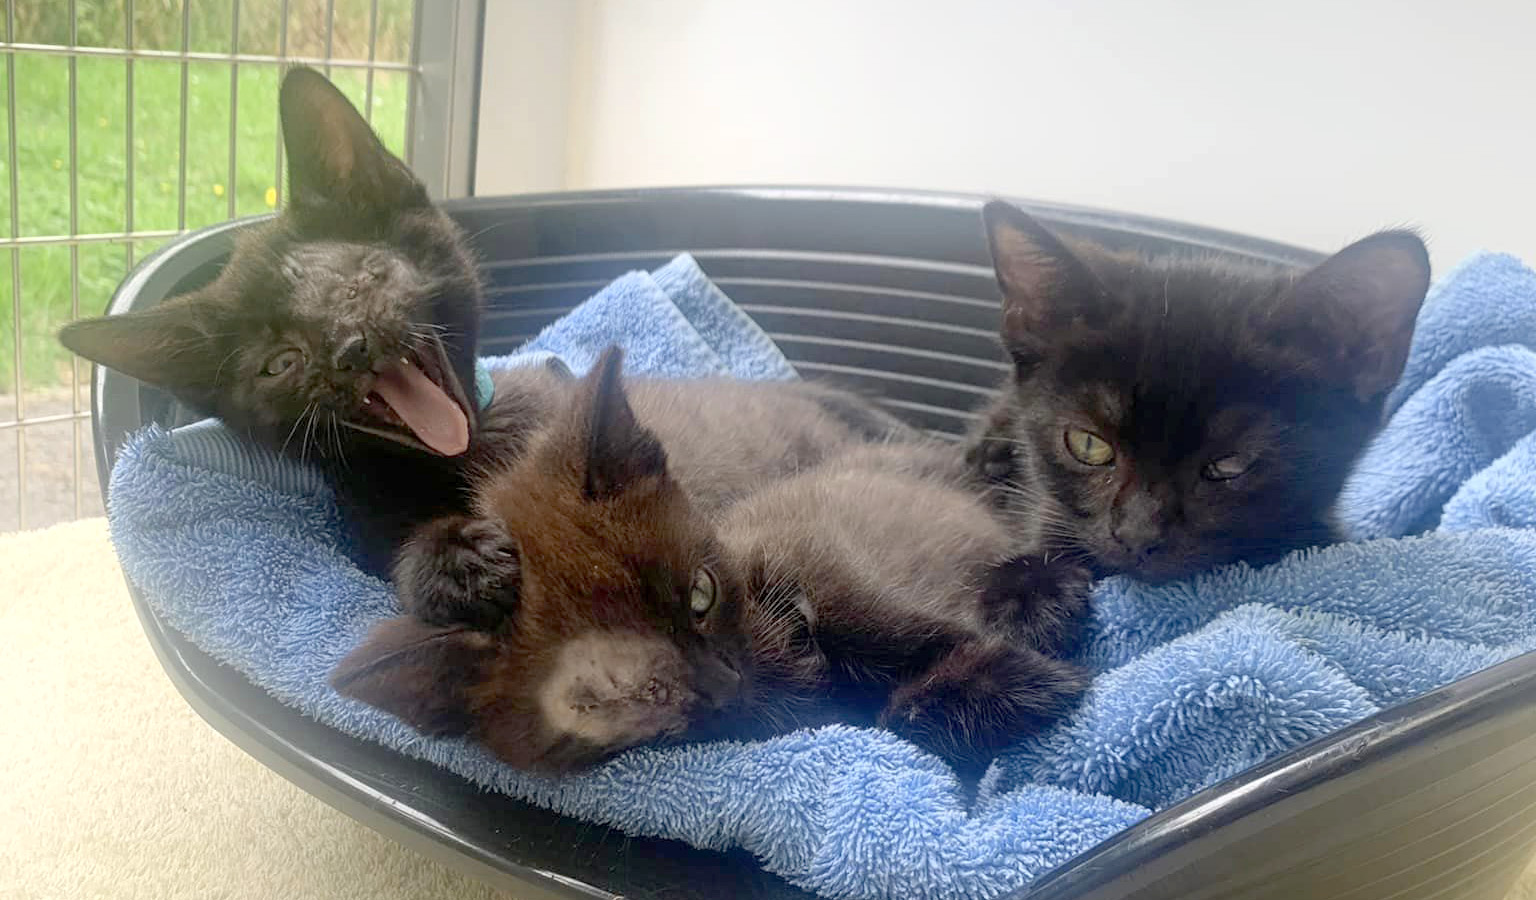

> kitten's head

[
  {"left": 332, "top": 348, "right": 750, "bottom": 774},
  {"left": 60, "top": 66, "right": 482, "bottom": 458},
  {"left": 978, "top": 201, "right": 1429, "bottom": 583}
]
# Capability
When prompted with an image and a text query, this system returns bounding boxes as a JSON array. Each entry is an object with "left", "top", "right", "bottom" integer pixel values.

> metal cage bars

[{"left": 0, "top": 0, "right": 481, "bottom": 532}]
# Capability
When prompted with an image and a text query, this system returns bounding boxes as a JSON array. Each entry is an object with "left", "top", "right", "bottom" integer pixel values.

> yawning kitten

[
  {"left": 334, "top": 348, "right": 1088, "bottom": 773},
  {"left": 967, "top": 201, "right": 1431, "bottom": 583},
  {"left": 60, "top": 67, "right": 504, "bottom": 573}
]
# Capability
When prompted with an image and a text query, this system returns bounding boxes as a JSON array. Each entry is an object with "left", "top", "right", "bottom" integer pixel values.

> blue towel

[
  {"left": 489, "top": 253, "right": 796, "bottom": 382},
  {"left": 106, "top": 251, "right": 1536, "bottom": 900}
]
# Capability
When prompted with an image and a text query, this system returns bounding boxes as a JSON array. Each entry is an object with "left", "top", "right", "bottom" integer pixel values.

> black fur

[
  {"left": 980, "top": 554, "right": 1093, "bottom": 653},
  {"left": 969, "top": 201, "right": 1431, "bottom": 583},
  {"left": 58, "top": 67, "right": 523, "bottom": 575},
  {"left": 393, "top": 514, "right": 521, "bottom": 630}
]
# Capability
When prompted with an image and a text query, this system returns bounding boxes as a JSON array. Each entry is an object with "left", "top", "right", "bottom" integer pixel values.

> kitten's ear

[
  {"left": 58, "top": 301, "right": 219, "bottom": 393},
  {"left": 279, "top": 66, "right": 428, "bottom": 214},
  {"left": 1282, "top": 230, "right": 1430, "bottom": 401},
  {"left": 580, "top": 345, "right": 668, "bottom": 501},
  {"left": 331, "top": 616, "right": 497, "bottom": 735},
  {"left": 982, "top": 200, "right": 1112, "bottom": 357}
]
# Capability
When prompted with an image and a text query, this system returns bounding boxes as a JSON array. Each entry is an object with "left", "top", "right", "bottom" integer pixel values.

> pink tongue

[{"left": 372, "top": 358, "right": 469, "bottom": 456}]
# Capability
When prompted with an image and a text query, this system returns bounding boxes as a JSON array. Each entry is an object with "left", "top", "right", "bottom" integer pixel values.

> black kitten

[
  {"left": 967, "top": 201, "right": 1430, "bottom": 583},
  {"left": 59, "top": 67, "right": 492, "bottom": 574}
]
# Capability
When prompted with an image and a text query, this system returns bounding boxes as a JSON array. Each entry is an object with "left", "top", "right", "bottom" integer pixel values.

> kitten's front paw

[
  {"left": 394, "top": 514, "right": 520, "bottom": 630},
  {"left": 881, "top": 641, "right": 1086, "bottom": 767},
  {"left": 965, "top": 436, "right": 1016, "bottom": 485},
  {"left": 982, "top": 554, "right": 1093, "bottom": 654}
]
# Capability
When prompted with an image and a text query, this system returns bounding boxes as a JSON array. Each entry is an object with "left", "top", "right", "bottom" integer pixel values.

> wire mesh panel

[{"left": 0, "top": 0, "right": 477, "bottom": 533}]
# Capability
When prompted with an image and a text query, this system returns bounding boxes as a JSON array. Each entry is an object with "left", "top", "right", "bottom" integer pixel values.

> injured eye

[
  {"left": 261, "top": 348, "right": 304, "bottom": 377},
  {"left": 688, "top": 568, "right": 718, "bottom": 617},
  {"left": 1203, "top": 453, "right": 1255, "bottom": 481},
  {"left": 1064, "top": 428, "right": 1115, "bottom": 466}
]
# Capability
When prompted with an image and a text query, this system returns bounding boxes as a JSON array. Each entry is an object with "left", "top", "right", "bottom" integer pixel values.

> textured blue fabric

[
  {"left": 485, "top": 253, "right": 796, "bottom": 382},
  {"left": 105, "top": 252, "right": 1536, "bottom": 900}
]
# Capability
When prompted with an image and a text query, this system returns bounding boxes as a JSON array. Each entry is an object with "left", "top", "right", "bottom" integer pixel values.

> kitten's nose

[
  {"left": 696, "top": 659, "right": 743, "bottom": 708},
  {"left": 334, "top": 334, "right": 370, "bottom": 371}
]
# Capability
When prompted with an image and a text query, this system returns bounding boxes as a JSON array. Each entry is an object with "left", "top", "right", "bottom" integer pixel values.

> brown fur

[{"left": 335, "top": 348, "right": 1091, "bottom": 774}]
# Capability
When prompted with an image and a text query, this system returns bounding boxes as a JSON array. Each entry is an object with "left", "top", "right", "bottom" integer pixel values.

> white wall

[
  {"left": 477, "top": 0, "right": 1536, "bottom": 270},
  {"left": 473, "top": 0, "right": 581, "bottom": 196}
]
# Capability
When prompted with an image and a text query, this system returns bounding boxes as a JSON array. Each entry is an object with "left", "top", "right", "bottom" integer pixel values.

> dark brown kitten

[
  {"left": 967, "top": 201, "right": 1431, "bottom": 583},
  {"left": 334, "top": 348, "right": 1088, "bottom": 773}
]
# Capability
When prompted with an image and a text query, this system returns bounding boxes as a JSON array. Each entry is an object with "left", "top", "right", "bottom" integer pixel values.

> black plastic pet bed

[{"left": 90, "top": 186, "right": 1536, "bottom": 900}]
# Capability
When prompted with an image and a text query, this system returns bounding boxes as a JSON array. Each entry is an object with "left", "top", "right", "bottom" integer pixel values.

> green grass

[{"left": 0, "top": 55, "right": 411, "bottom": 393}]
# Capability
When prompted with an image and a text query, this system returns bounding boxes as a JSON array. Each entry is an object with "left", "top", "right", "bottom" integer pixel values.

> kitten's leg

[
  {"left": 966, "top": 436, "right": 1016, "bottom": 485},
  {"left": 880, "top": 638, "right": 1086, "bottom": 767},
  {"left": 393, "top": 514, "right": 520, "bottom": 630},
  {"left": 964, "top": 405, "right": 1020, "bottom": 487},
  {"left": 981, "top": 553, "right": 1093, "bottom": 654}
]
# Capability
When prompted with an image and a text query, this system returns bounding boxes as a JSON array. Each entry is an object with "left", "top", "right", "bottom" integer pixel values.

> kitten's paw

[
  {"left": 965, "top": 436, "right": 1017, "bottom": 485},
  {"left": 982, "top": 554, "right": 1093, "bottom": 654},
  {"left": 394, "top": 514, "right": 520, "bottom": 630},
  {"left": 880, "top": 640, "right": 1086, "bottom": 767}
]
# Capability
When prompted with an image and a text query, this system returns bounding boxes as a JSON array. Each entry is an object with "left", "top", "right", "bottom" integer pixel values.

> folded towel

[
  {"left": 490, "top": 253, "right": 797, "bottom": 382},
  {"left": 106, "top": 251, "right": 1536, "bottom": 900}
]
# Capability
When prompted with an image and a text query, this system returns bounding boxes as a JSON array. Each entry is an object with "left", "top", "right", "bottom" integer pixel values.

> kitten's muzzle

[
  {"left": 693, "top": 654, "right": 744, "bottom": 709},
  {"left": 334, "top": 333, "right": 370, "bottom": 371}
]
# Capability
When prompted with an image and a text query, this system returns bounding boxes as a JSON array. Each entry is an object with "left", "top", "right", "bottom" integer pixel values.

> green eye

[
  {"left": 1203, "top": 453, "right": 1254, "bottom": 481},
  {"left": 689, "top": 568, "right": 718, "bottom": 616},
  {"left": 1064, "top": 428, "right": 1115, "bottom": 466},
  {"left": 262, "top": 348, "right": 304, "bottom": 377}
]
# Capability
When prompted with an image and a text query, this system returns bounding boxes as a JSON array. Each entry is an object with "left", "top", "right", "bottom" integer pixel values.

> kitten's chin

[{"left": 1094, "top": 552, "right": 1204, "bottom": 586}]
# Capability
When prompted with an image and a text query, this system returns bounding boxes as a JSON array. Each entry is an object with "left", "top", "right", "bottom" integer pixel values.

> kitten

[
  {"left": 966, "top": 201, "right": 1431, "bottom": 583},
  {"left": 59, "top": 66, "right": 493, "bottom": 574},
  {"left": 60, "top": 68, "right": 913, "bottom": 577},
  {"left": 396, "top": 374, "right": 916, "bottom": 629},
  {"left": 712, "top": 440, "right": 1090, "bottom": 766},
  {"left": 333, "top": 347, "right": 1088, "bottom": 773}
]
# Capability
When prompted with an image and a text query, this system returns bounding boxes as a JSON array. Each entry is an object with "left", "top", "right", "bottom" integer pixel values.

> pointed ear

[
  {"left": 982, "top": 200, "right": 1112, "bottom": 360},
  {"left": 58, "top": 301, "right": 220, "bottom": 394},
  {"left": 331, "top": 616, "right": 498, "bottom": 736},
  {"left": 580, "top": 346, "right": 668, "bottom": 501},
  {"left": 1277, "top": 230, "right": 1430, "bottom": 401},
  {"left": 279, "top": 66, "right": 428, "bottom": 213}
]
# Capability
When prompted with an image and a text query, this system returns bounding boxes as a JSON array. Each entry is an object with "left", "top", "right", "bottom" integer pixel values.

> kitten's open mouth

[{"left": 342, "top": 337, "right": 473, "bottom": 456}]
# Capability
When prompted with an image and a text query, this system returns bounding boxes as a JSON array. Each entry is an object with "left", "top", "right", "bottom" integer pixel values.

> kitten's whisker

[
  {"left": 212, "top": 345, "right": 244, "bottom": 387},
  {"left": 463, "top": 220, "right": 514, "bottom": 244},
  {"left": 300, "top": 406, "right": 320, "bottom": 467},
  {"left": 280, "top": 403, "right": 315, "bottom": 458},
  {"left": 328, "top": 413, "right": 351, "bottom": 471}
]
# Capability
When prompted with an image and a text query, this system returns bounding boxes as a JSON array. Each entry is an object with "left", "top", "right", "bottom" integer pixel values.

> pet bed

[{"left": 92, "top": 187, "right": 1536, "bottom": 900}]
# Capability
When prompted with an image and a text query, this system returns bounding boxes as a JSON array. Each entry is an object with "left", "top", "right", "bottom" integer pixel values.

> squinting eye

[
  {"left": 688, "top": 568, "right": 718, "bottom": 617},
  {"left": 1203, "top": 453, "right": 1254, "bottom": 481},
  {"left": 262, "top": 348, "right": 304, "bottom": 377},
  {"left": 1064, "top": 428, "right": 1115, "bottom": 466}
]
